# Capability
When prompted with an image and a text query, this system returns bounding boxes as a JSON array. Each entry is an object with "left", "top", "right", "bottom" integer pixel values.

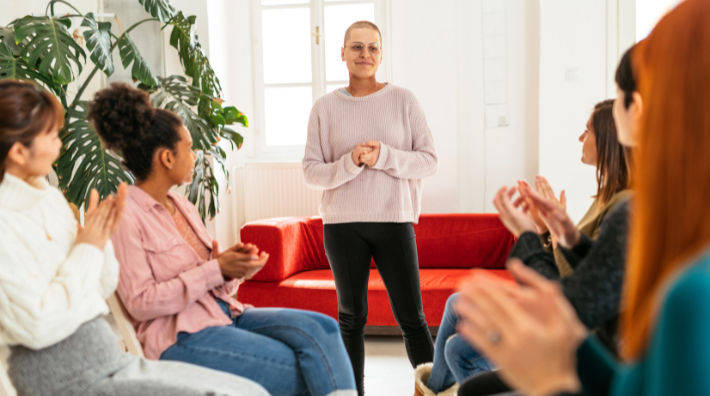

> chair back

[{"left": 107, "top": 293, "right": 144, "bottom": 357}]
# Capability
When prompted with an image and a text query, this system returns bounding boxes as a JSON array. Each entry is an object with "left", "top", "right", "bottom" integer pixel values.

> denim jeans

[
  {"left": 160, "top": 299, "right": 356, "bottom": 396},
  {"left": 427, "top": 293, "right": 494, "bottom": 391}
]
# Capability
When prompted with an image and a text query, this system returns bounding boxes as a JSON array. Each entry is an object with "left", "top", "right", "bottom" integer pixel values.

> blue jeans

[
  {"left": 161, "top": 300, "right": 356, "bottom": 396},
  {"left": 427, "top": 293, "right": 494, "bottom": 391}
]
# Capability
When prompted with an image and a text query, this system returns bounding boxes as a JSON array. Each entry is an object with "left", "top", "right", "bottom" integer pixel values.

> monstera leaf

[
  {"left": 82, "top": 13, "right": 114, "bottom": 76},
  {"left": 56, "top": 102, "right": 134, "bottom": 205},
  {"left": 187, "top": 150, "right": 219, "bottom": 219},
  {"left": 169, "top": 12, "right": 222, "bottom": 98},
  {"left": 0, "top": 41, "right": 53, "bottom": 87},
  {"left": 12, "top": 16, "right": 85, "bottom": 85},
  {"left": 117, "top": 34, "right": 159, "bottom": 87},
  {"left": 152, "top": 75, "right": 216, "bottom": 150},
  {"left": 138, "top": 0, "right": 175, "bottom": 23}
]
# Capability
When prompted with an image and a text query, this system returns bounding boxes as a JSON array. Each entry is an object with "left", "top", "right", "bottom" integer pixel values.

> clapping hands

[
  {"left": 75, "top": 183, "right": 127, "bottom": 249},
  {"left": 214, "top": 241, "right": 269, "bottom": 280},
  {"left": 351, "top": 141, "right": 381, "bottom": 167}
]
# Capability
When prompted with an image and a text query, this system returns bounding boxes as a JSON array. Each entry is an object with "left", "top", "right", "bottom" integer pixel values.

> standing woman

[{"left": 303, "top": 21, "right": 438, "bottom": 394}]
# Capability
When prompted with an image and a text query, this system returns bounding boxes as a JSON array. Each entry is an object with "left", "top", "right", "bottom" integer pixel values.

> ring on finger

[{"left": 487, "top": 330, "right": 502, "bottom": 345}]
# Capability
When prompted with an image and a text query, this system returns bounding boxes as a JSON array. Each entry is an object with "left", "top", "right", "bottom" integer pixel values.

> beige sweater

[{"left": 302, "top": 84, "right": 438, "bottom": 224}]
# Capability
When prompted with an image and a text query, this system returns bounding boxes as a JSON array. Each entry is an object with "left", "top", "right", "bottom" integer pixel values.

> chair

[
  {"left": 0, "top": 346, "right": 16, "bottom": 396},
  {"left": 106, "top": 293, "right": 144, "bottom": 357}
]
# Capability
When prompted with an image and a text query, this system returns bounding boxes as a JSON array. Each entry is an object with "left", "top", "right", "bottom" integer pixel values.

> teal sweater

[{"left": 576, "top": 249, "right": 710, "bottom": 396}]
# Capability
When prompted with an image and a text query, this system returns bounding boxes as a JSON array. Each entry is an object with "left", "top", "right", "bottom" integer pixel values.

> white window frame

[{"left": 248, "top": 0, "right": 391, "bottom": 163}]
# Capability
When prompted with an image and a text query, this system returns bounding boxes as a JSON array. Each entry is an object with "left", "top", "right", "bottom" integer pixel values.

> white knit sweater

[
  {"left": 303, "top": 84, "right": 438, "bottom": 224},
  {"left": 0, "top": 173, "right": 118, "bottom": 349}
]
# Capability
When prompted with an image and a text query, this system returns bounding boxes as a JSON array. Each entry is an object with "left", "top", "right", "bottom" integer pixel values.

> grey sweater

[{"left": 509, "top": 199, "right": 631, "bottom": 354}]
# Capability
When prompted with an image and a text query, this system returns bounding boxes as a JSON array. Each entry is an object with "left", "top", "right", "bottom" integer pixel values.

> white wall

[{"left": 538, "top": 0, "right": 613, "bottom": 221}]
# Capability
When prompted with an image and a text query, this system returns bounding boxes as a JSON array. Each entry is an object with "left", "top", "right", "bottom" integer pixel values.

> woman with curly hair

[
  {"left": 0, "top": 79, "right": 268, "bottom": 396},
  {"left": 91, "top": 83, "right": 356, "bottom": 396}
]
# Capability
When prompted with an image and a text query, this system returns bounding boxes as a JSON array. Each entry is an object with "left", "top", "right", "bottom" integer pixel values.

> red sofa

[{"left": 238, "top": 214, "right": 516, "bottom": 329}]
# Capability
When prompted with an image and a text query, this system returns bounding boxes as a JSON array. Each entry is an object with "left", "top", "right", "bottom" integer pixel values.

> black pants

[{"left": 324, "top": 222, "right": 434, "bottom": 395}]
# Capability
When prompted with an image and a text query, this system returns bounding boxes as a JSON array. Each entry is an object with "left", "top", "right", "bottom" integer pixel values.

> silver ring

[{"left": 487, "top": 330, "right": 502, "bottom": 344}]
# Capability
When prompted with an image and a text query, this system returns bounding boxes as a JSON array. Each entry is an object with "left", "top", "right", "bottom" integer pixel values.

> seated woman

[
  {"left": 455, "top": 1, "right": 710, "bottom": 395},
  {"left": 416, "top": 98, "right": 632, "bottom": 396},
  {"left": 0, "top": 80, "right": 268, "bottom": 396},
  {"left": 90, "top": 83, "right": 356, "bottom": 396}
]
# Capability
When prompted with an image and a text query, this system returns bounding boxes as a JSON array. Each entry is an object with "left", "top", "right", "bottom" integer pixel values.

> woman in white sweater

[
  {"left": 302, "top": 21, "right": 438, "bottom": 395},
  {"left": 0, "top": 80, "right": 267, "bottom": 396}
]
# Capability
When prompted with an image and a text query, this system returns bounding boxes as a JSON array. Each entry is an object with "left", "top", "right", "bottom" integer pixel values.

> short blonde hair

[{"left": 343, "top": 21, "right": 382, "bottom": 47}]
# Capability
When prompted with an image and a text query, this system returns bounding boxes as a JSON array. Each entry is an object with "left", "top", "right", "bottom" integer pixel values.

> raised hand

[
  {"left": 455, "top": 260, "right": 586, "bottom": 396},
  {"left": 492, "top": 186, "right": 536, "bottom": 237},
  {"left": 358, "top": 140, "right": 381, "bottom": 167},
  {"left": 75, "top": 183, "right": 127, "bottom": 249},
  {"left": 516, "top": 180, "right": 547, "bottom": 234},
  {"left": 518, "top": 184, "right": 579, "bottom": 249}
]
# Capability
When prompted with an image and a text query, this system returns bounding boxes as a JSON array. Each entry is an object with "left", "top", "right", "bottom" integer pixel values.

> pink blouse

[{"left": 111, "top": 186, "right": 246, "bottom": 359}]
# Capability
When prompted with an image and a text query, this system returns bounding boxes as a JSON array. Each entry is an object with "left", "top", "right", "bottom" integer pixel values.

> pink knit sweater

[{"left": 302, "top": 84, "right": 438, "bottom": 224}]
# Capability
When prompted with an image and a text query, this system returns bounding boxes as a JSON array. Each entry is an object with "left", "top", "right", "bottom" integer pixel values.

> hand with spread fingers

[
  {"left": 213, "top": 240, "right": 269, "bottom": 280},
  {"left": 75, "top": 183, "right": 127, "bottom": 249},
  {"left": 518, "top": 182, "right": 579, "bottom": 249},
  {"left": 516, "top": 180, "right": 547, "bottom": 234},
  {"left": 492, "top": 186, "right": 536, "bottom": 237},
  {"left": 455, "top": 260, "right": 587, "bottom": 396}
]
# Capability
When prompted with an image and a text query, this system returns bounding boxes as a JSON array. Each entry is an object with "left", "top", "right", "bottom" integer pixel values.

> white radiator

[{"left": 232, "top": 163, "right": 322, "bottom": 231}]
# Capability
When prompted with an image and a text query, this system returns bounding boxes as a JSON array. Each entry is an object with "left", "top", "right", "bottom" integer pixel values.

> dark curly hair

[
  {"left": 88, "top": 83, "right": 182, "bottom": 181},
  {"left": 0, "top": 80, "right": 65, "bottom": 182}
]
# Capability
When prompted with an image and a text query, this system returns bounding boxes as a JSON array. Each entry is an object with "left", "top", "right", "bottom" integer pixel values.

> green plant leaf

[
  {"left": 12, "top": 16, "right": 85, "bottom": 85},
  {"left": 152, "top": 75, "right": 216, "bottom": 150},
  {"left": 138, "top": 0, "right": 175, "bottom": 23},
  {"left": 117, "top": 34, "right": 159, "bottom": 87},
  {"left": 55, "top": 102, "right": 134, "bottom": 206},
  {"left": 187, "top": 150, "right": 219, "bottom": 219},
  {"left": 0, "top": 41, "right": 53, "bottom": 87},
  {"left": 168, "top": 12, "right": 222, "bottom": 98},
  {"left": 81, "top": 13, "right": 114, "bottom": 76}
]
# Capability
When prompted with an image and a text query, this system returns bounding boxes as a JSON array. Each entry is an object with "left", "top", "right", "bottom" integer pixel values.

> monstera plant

[{"left": 0, "top": 0, "right": 247, "bottom": 219}]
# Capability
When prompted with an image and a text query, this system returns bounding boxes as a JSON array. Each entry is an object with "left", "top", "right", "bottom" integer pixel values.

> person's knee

[
  {"left": 443, "top": 334, "right": 472, "bottom": 366},
  {"left": 444, "top": 293, "right": 459, "bottom": 315},
  {"left": 337, "top": 310, "right": 367, "bottom": 332}
]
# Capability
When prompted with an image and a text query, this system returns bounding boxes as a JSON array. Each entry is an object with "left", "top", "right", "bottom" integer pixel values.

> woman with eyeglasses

[{"left": 303, "top": 20, "right": 438, "bottom": 395}]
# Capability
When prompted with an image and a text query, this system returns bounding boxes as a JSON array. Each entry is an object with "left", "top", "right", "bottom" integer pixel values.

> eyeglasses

[{"left": 347, "top": 44, "right": 381, "bottom": 54}]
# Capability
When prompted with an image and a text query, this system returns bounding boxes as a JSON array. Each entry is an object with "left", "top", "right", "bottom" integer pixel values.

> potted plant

[{"left": 0, "top": 0, "right": 246, "bottom": 219}]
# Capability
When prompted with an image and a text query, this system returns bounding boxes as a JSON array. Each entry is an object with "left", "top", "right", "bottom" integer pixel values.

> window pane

[
  {"left": 261, "top": 0, "right": 309, "bottom": 6},
  {"left": 324, "top": 3, "right": 376, "bottom": 82},
  {"left": 264, "top": 86, "right": 313, "bottom": 146},
  {"left": 262, "top": 8, "right": 312, "bottom": 84}
]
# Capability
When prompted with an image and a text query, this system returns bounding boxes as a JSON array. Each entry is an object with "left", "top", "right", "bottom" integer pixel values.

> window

[
  {"left": 250, "top": 0, "right": 388, "bottom": 161},
  {"left": 636, "top": 0, "right": 683, "bottom": 40}
]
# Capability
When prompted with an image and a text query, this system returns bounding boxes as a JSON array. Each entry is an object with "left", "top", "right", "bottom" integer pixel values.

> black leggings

[{"left": 324, "top": 222, "right": 434, "bottom": 395}]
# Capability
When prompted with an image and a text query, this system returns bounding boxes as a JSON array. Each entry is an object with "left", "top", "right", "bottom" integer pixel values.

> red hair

[{"left": 621, "top": 0, "right": 710, "bottom": 359}]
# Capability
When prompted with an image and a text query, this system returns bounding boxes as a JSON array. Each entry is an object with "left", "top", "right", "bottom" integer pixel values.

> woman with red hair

[{"left": 453, "top": 0, "right": 710, "bottom": 395}]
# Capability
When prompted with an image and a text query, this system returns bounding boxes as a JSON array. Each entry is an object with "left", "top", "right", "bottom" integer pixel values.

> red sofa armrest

[{"left": 240, "top": 217, "right": 324, "bottom": 281}]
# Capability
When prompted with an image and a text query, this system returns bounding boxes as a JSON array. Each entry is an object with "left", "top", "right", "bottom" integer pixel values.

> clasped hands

[
  {"left": 351, "top": 141, "right": 381, "bottom": 167},
  {"left": 492, "top": 176, "right": 580, "bottom": 249},
  {"left": 213, "top": 241, "right": 269, "bottom": 280}
]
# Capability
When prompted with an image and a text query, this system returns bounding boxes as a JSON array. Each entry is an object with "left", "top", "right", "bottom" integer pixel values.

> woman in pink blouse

[{"left": 90, "top": 83, "right": 356, "bottom": 396}]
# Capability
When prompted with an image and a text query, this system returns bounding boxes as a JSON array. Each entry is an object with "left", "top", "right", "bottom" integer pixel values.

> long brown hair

[
  {"left": 621, "top": 0, "right": 710, "bottom": 359},
  {"left": 591, "top": 99, "right": 632, "bottom": 205},
  {"left": 0, "top": 80, "right": 64, "bottom": 182}
]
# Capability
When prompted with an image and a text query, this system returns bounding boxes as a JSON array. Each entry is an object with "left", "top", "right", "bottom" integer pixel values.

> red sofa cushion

[{"left": 238, "top": 269, "right": 515, "bottom": 327}]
